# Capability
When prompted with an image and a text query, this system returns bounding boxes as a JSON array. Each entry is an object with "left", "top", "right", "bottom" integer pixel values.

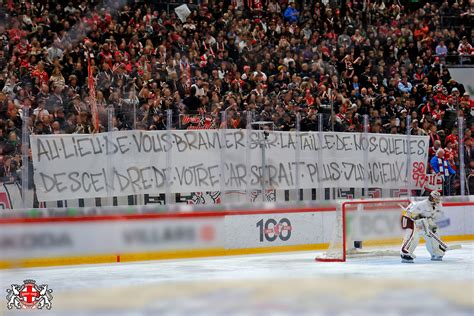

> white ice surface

[
  {"left": 1, "top": 243, "right": 473, "bottom": 315},
  {"left": 3, "top": 244, "right": 473, "bottom": 290}
]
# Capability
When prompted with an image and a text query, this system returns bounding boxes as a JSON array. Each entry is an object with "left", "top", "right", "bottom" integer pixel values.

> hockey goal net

[{"left": 316, "top": 198, "right": 411, "bottom": 262}]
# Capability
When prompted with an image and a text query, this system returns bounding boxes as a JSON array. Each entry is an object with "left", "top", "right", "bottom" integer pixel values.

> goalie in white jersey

[{"left": 400, "top": 191, "right": 448, "bottom": 263}]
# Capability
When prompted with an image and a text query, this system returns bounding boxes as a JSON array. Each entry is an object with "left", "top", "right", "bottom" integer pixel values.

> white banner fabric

[{"left": 30, "top": 131, "right": 429, "bottom": 201}]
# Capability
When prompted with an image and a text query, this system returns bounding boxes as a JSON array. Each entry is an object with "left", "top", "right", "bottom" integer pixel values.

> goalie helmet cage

[{"left": 316, "top": 198, "right": 411, "bottom": 262}]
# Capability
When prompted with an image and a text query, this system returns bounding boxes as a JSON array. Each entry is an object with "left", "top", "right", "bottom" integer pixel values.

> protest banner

[{"left": 30, "top": 131, "right": 429, "bottom": 201}]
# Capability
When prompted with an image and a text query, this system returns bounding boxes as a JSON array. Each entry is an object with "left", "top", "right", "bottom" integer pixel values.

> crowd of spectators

[{"left": 0, "top": 0, "right": 473, "bottom": 195}]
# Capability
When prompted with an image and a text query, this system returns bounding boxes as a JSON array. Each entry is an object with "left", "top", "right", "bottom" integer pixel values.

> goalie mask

[{"left": 429, "top": 191, "right": 441, "bottom": 205}]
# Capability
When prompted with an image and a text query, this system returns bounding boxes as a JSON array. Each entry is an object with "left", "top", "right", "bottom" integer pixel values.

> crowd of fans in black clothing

[{"left": 0, "top": 0, "right": 473, "bottom": 195}]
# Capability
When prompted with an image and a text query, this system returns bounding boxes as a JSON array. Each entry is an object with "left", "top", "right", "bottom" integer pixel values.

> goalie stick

[
  {"left": 419, "top": 218, "right": 463, "bottom": 251},
  {"left": 420, "top": 218, "right": 448, "bottom": 251},
  {"left": 425, "top": 228, "right": 462, "bottom": 251},
  {"left": 447, "top": 244, "right": 462, "bottom": 250},
  {"left": 343, "top": 244, "right": 461, "bottom": 259}
]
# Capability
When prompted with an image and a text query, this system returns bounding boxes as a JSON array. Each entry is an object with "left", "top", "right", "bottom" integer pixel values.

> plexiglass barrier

[{"left": 3, "top": 106, "right": 470, "bottom": 210}]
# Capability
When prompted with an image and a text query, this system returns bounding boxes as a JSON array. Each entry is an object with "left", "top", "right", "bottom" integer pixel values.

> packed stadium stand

[{"left": 0, "top": 0, "right": 473, "bottom": 198}]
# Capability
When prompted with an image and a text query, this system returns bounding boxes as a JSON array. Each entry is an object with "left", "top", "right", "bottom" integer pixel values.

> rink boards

[{"left": 0, "top": 198, "right": 473, "bottom": 268}]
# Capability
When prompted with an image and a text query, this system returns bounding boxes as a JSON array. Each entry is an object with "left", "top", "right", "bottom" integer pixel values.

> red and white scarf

[{"left": 438, "top": 157, "right": 449, "bottom": 177}]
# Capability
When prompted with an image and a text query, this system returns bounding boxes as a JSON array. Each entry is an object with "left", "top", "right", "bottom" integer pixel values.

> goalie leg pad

[
  {"left": 419, "top": 218, "right": 447, "bottom": 258},
  {"left": 400, "top": 216, "right": 419, "bottom": 259},
  {"left": 424, "top": 234, "right": 447, "bottom": 258}
]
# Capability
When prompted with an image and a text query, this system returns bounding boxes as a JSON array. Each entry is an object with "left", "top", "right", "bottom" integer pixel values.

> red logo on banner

[
  {"left": 412, "top": 162, "right": 442, "bottom": 192},
  {"left": 412, "top": 162, "right": 427, "bottom": 188}
]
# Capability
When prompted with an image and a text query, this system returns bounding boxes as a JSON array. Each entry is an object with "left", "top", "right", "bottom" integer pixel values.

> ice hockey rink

[{"left": 1, "top": 242, "right": 473, "bottom": 315}]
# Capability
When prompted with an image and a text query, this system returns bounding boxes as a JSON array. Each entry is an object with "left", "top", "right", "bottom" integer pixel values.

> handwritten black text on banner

[{"left": 30, "top": 131, "right": 429, "bottom": 201}]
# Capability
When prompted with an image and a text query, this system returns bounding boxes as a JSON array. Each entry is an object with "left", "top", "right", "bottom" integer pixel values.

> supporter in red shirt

[
  {"left": 30, "top": 62, "right": 49, "bottom": 87},
  {"left": 431, "top": 103, "right": 444, "bottom": 125},
  {"left": 15, "top": 38, "right": 30, "bottom": 57},
  {"left": 433, "top": 89, "right": 447, "bottom": 106},
  {"left": 460, "top": 92, "right": 473, "bottom": 110},
  {"left": 98, "top": 42, "right": 113, "bottom": 68},
  {"left": 444, "top": 140, "right": 457, "bottom": 171},
  {"left": 428, "top": 125, "right": 441, "bottom": 147},
  {"left": 445, "top": 128, "right": 459, "bottom": 148}
]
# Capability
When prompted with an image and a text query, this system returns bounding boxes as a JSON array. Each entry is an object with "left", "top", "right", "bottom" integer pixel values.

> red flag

[{"left": 87, "top": 54, "right": 100, "bottom": 131}]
